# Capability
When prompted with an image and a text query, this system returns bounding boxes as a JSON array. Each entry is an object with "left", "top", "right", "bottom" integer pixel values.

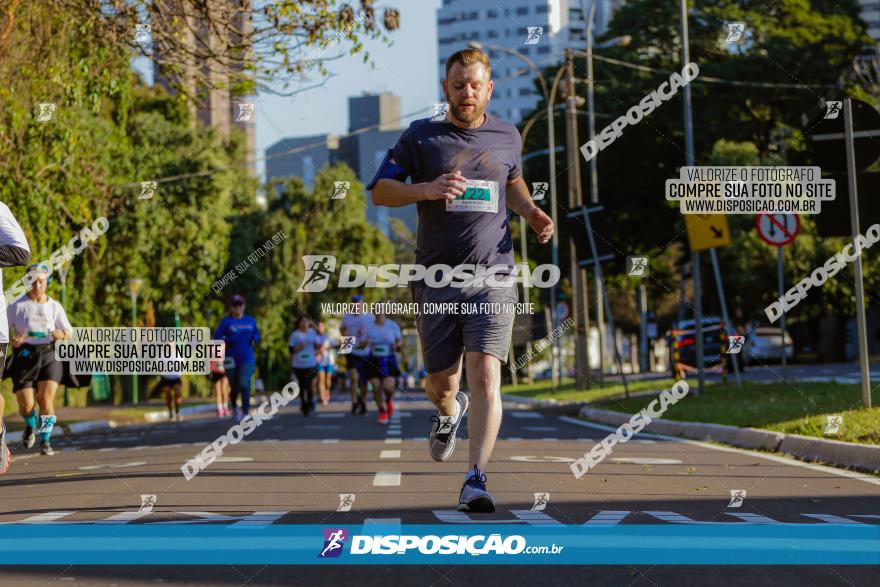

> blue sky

[{"left": 254, "top": 0, "right": 443, "bottom": 179}]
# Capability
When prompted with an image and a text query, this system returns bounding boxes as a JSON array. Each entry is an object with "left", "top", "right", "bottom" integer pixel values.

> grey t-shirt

[{"left": 390, "top": 113, "right": 522, "bottom": 274}]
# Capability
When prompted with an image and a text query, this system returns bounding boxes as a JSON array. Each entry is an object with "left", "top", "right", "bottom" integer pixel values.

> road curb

[
  {"left": 778, "top": 433, "right": 880, "bottom": 473},
  {"left": 577, "top": 406, "right": 877, "bottom": 473},
  {"left": 143, "top": 403, "right": 218, "bottom": 422},
  {"left": 3, "top": 403, "right": 220, "bottom": 443}
]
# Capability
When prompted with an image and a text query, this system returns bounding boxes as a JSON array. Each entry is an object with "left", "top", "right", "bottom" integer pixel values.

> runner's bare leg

[
  {"left": 425, "top": 357, "right": 462, "bottom": 417},
  {"left": 465, "top": 352, "right": 502, "bottom": 472}
]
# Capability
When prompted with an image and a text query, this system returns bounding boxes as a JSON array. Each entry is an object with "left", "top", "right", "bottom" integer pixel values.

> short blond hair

[{"left": 445, "top": 48, "right": 491, "bottom": 79}]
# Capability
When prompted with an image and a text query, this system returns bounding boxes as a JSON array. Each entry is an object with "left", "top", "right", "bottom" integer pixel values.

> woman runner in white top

[
  {"left": 7, "top": 264, "right": 72, "bottom": 455},
  {"left": 289, "top": 316, "right": 320, "bottom": 417},
  {"left": 361, "top": 313, "right": 402, "bottom": 424}
]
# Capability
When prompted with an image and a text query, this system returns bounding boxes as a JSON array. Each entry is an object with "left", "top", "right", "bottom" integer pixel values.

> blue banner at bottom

[{"left": 0, "top": 524, "right": 877, "bottom": 565}]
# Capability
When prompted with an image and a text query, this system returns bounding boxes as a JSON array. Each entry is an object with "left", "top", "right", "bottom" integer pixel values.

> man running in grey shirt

[{"left": 369, "top": 48, "right": 554, "bottom": 512}]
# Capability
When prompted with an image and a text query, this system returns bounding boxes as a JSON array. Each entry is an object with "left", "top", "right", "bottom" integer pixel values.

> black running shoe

[
  {"left": 22, "top": 425, "right": 35, "bottom": 449},
  {"left": 351, "top": 402, "right": 358, "bottom": 415},
  {"left": 358, "top": 400, "right": 367, "bottom": 415},
  {"left": 40, "top": 441, "right": 54, "bottom": 456}
]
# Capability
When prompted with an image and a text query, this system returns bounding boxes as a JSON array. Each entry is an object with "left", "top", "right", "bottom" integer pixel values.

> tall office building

[
  {"left": 436, "top": 0, "right": 622, "bottom": 124},
  {"left": 265, "top": 135, "right": 339, "bottom": 193},
  {"left": 153, "top": 0, "right": 256, "bottom": 174}
]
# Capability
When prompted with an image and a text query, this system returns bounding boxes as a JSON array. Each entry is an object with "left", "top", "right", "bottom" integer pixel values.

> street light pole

[
  {"left": 129, "top": 279, "right": 143, "bottom": 404},
  {"left": 679, "top": 0, "right": 704, "bottom": 395},
  {"left": 584, "top": 0, "right": 605, "bottom": 386}
]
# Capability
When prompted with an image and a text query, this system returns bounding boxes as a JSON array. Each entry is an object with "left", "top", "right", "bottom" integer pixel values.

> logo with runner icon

[
  {"left": 139, "top": 494, "right": 157, "bottom": 513},
  {"left": 338, "top": 336, "right": 357, "bottom": 355},
  {"left": 727, "top": 489, "right": 746, "bottom": 508},
  {"left": 234, "top": 103, "right": 255, "bottom": 122},
  {"left": 531, "top": 492, "right": 550, "bottom": 511},
  {"left": 430, "top": 102, "right": 448, "bottom": 122},
  {"left": 627, "top": 256, "right": 649, "bottom": 277},
  {"left": 140, "top": 181, "right": 157, "bottom": 200},
  {"left": 525, "top": 26, "right": 543, "bottom": 45},
  {"left": 531, "top": 182, "right": 548, "bottom": 201},
  {"left": 297, "top": 255, "right": 337, "bottom": 293},
  {"left": 36, "top": 103, "right": 56, "bottom": 122},
  {"left": 726, "top": 335, "right": 745, "bottom": 354},
  {"left": 319, "top": 528, "right": 348, "bottom": 558},
  {"left": 824, "top": 415, "right": 843, "bottom": 436},
  {"left": 331, "top": 181, "right": 350, "bottom": 200},
  {"left": 725, "top": 22, "right": 745, "bottom": 43},
  {"left": 824, "top": 101, "right": 842, "bottom": 120},
  {"left": 337, "top": 494, "right": 356, "bottom": 512}
]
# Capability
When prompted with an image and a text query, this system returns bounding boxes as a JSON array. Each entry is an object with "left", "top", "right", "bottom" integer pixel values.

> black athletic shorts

[
  {"left": 160, "top": 376, "right": 182, "bottom": 387},
  {"left": 208, "top": 371, "right": 227, "bottom": 383},
  {"left": 11, "top": 343, "right": 63, "bottom": 390}
]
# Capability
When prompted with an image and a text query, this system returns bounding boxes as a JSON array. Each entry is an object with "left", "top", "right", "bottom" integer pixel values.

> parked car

[
  {"left": 667, "top": 316, "right": 741, "bottom": 376},
  {"left": 743, "top": 326, "right": 793, "bottom": 365}
]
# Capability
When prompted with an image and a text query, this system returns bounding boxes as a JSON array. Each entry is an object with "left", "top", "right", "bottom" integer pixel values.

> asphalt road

[{"left": 0, "top": 391, "right": 878, "bottom": 586}]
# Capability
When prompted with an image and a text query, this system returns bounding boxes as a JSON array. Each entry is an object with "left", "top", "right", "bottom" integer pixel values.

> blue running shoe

[{"left": 457, "top": 466, "right": 495, "bottom": 513}]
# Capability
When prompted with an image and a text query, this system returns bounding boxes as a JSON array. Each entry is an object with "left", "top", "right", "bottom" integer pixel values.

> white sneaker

[
  {"left": 458, "top": 466, "right": 496, "bottom": 513},
  {"left": 428, "top": 391, "right": 468, "bottom": 462}
]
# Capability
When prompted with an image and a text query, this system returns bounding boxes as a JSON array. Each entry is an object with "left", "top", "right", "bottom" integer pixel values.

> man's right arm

[{"left": 371, "top": 172, "right": 467, "bottom": 208}]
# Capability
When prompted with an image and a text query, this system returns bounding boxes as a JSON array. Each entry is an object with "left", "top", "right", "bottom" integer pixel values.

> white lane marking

[
  {"left": 510, "top": 510, "right": 564, "bottom": 525},
  {"left": 384, "top": 438, "right": 401, "bottom": 444},
  {"left": 364, "top": 517, "right": 402, "bottom": 526},
  {"left": 316, "top": 413, "right": 345, "bottom": 418},
  {"left": 215, "top": 457, "right": 253, "bottom": 463},
  {"left": 79, "top": 462, "right": 147, "bottom": 471},
  {"left": 321, "top": 439, "right": 340, "bottom": 444},
  {"left": 558, "top": 415, "right": 880, "bottom": 487},
  {"left": 11, "top": 453, "right": 37, "bottom": 461},
  {"left": 644, "top": 511, "right": 781, "bottom": 524},
  {"left": 584, "top": 511, "right": 631, "bottom": 525},
  {"left": 432, "top": 510, "right": 561, "bottom": 525},
  {"left": 97, "top": 448, "right": 117, "bottom": 452},
  {"left": 385, "top": 429, "right": 401, "bottom": 436},
  {"left": 373, "top": 472, "right": 401, "bottom": 486},
  {"left": 380, "top": 450, "right": 401, "bottom": 459},
  {"left": 95, "top": 511, "right": 153, "bottom": 524},
  {"left": 16, "top": 512, "right": 75, "bottom": 524},
  {"left": 542, "top": 437, "right": 559, "bottom": 441},
  {"left": 523, "top": 426, "right": 558, "bottom": 432},
  {"left": 611, "top": 457, "right": 683, "bottom": 465},
  {"left": 155, "top": 511, "right": 287, "bottom": 525},
  {"left": 511, "top": 412, "right": 543, "bottom": 419},
  {"left": 129, "top": 446, "right": 152, "bottom": 451},
  {"left": 510, "top": 455, "right": 574, "bottom": 463},
  {"left": 507, "top": 437, "right": 523, "bottom": 441},
  {"left": 801, "top": 514, "right": 866, "bottom": 525}
]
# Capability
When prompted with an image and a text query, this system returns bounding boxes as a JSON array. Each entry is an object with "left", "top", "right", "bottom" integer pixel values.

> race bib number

[
  {"left": 298, "top": 351, "right": 313, "bottom": 360},
  {"left": 446, "top": 180, "right": 499, "bottom": 213},
  {"left": 223, "top": 356, "right": 236, "bottom": 369},
  {"left": 27, "top": 330, "right": 48, "bottom": 338},
  {"left": 373, "top": 344, "right": 390, "bottom": 357}
]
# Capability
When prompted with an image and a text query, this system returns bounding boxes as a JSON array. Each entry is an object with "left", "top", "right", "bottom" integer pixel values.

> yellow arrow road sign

[{"left": 684, "top": 214, "right": 730, "bottom": 251}]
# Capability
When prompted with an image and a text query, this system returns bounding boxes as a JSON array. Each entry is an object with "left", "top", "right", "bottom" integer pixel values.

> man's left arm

[{"left": 506, "top": 177, "right": 554, "bottom": 245}]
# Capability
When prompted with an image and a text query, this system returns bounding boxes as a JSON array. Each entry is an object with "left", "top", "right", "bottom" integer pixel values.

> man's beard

[{"left": 447, "top": 96, "right": 486, "bottom": 123}]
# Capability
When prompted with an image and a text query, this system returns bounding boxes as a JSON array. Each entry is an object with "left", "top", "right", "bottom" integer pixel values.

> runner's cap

[{"left": 230, "top": 294, "right": 245, "bottom": 305}]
